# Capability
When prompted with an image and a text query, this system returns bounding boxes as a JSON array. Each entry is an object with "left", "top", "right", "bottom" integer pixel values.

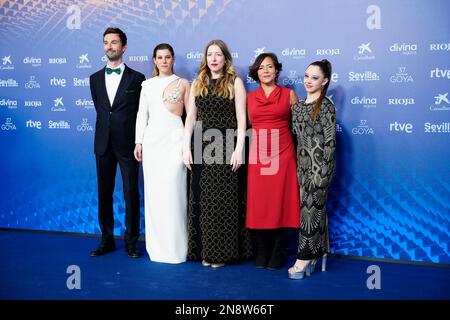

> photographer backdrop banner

[{"left": 0, "top": 0, "right": 449, "bottom": 264}]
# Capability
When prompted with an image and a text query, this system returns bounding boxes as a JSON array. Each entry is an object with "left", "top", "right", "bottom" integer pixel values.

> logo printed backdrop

[{"left": 1, "top": 0, "right": 449, "bottom": 264}]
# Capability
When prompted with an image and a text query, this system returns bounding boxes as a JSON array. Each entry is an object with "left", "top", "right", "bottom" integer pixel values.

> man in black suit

[{"left": 89, "top": 27, "right": 146, "bottom": 258}]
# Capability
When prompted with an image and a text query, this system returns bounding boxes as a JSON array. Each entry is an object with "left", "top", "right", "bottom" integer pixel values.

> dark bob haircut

[{"left": 248, "top": 52, "right": 282, "bottom": 83}]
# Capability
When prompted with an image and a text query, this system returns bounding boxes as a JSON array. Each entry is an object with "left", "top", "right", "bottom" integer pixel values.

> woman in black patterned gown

[
  {"left": 182, "top": 40, "right": 252, "bottom": 268},
  {"left": 289, "top": 59, "right": 336, "bottom": 279}
]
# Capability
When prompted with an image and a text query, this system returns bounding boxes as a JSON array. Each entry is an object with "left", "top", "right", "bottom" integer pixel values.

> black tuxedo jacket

[{"left": 89, "top": 65, "right": 146, "bottom": 156}]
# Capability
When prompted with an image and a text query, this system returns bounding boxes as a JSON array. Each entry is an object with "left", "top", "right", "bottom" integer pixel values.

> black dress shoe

[
  {"left": 90, "top": 242, "right": 115, "bottom": 257},
  {"left": 126, "top": 246, "right": 140, "bottom": 258}
]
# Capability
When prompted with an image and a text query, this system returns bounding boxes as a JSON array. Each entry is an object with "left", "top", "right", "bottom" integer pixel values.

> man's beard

[{"left": 106, "top": 49, "right": 122, "bottom": 61}]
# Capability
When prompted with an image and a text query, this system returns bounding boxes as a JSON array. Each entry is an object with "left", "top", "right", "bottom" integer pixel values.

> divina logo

[
  {"left": 24, "top": 76, "right": 40, "bottom": 89},
  {"left": 352, "top": 120, "right": 374, "bottom": 135},
  {"left": 348, "top": 71, "right": 380, "bottom": 82},
  {"left": 390, "top": 67, "right": 414, "bottom": 83},
  {"left": 281, "top": 48, "right": 306, "bottom": 59},
  {"left": 430, "top": 68, "right": 450, "bottom": 79},
  {"left": 351, "top": 96, "right": 377, "bottom": 108},
  {"left": 429, "top": 43, "right": 450, "bottom": 51},
  {"left": 1, "top": 118, "right": 16, "bottom": 130},
  {"left": 424, "top": 122, "right": 450, "bottom": 133},
  {"left": 0, "top": 99, "right": 18, "bottom": 109},
  {"left": 75, "top": 98, "right": 94, "bottom": 109},
  {"left": 389, "top": 121, "right": 413, "bottom": 133},
  {"left": 1, "top": 56, "right": 14, "bottom": 70},
  {"left": 430, "top": 93, "right": 450, "bottom": 111},
  {"left": 354, "top": 43, "right": 375, "bottom": 61},
  {"left": 23, "top": 57, "right": 42, "bottom": 67},
  {"left": 388, "top": 98, "right": 415, "bottom": 106},
  {"left": 389, "top": 43, "right": 417, "bottom": 55},
  {"left": 186, "top": 51, "right": 203, "bottom": 60}
]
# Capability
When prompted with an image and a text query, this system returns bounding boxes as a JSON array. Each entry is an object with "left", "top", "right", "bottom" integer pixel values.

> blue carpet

[{"left": 0, "top": 230, "right": 449, "bottom": 300}]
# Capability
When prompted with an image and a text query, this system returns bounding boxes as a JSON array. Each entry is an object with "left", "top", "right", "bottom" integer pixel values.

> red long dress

[{"left": 246, "top": 86, "right": 300, "bottom": 229}]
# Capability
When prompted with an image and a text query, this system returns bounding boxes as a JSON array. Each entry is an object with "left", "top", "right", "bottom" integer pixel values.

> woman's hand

[
  {"left": 182, "top": 145, "right": 193, "bottom": 170},
  {"left": 134, "top": 144, "right": 142, "bottom": 162},
  {"left": 230, "top": 149, "right": 243, "bottom": 172}
]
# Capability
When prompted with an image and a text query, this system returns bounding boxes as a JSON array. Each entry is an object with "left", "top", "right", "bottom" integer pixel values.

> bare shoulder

[
  {"left": 234, "top": 76, "right": 244, "bottom": 87},
  {"left": 290, "top": 89, "right": 299, "bottom": 105}
]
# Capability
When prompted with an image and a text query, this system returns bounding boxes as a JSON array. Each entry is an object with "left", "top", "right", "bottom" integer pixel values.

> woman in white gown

[{"left": 134, "top": 43, "right": 190, "bottom": 263}]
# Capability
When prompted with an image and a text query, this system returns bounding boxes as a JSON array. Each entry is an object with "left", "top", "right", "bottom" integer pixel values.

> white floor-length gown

[{"left": 135, "top": 74, "right": 187, "bottom": 263}]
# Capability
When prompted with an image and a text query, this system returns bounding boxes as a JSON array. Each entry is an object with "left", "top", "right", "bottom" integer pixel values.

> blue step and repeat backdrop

[{"left": 0, "top": 0, "right": 449, "bottom": 264}]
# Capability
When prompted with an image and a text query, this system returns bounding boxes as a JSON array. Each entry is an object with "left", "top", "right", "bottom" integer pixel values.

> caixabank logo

[
  {"left": 1, "top": 56, "right": 14, "bottom": 70},
  {"left": 354, "top": 42, "right": 375, "bottom": 61},
  {"left": 51, "top": 97, "right": 66, "bottom": 112},
  {"left": 430, "top": 93, "right": 450, "bottom": 111},
  {"left": 76, "top": 53, "right": 92, "bottom": 69}
]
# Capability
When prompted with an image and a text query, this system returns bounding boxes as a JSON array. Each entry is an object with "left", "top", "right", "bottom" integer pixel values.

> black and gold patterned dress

[
  {"left": 291, "top": 97, "right": 336, "bottom": 260},
  {"left": 187, "top": 79, "right": 252, "bottom": 263}
]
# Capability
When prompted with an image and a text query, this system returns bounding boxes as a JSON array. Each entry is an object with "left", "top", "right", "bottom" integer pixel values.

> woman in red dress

[{"left": 246, "top": 53, "right": 300, "bottom": 269}]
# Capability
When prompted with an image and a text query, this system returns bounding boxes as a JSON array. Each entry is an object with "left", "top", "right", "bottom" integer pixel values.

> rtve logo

[
  {"left": 26, "top": 120, "right": 42, "bottom": 129},
  {"left": 430, "top": 68, "right": 450, "bottom": 79},
  {"left": 50, "top": 77, "right": 67, "bottom": 87},
  {"left": 389, "top": 121, "right": 413, "bottom": 133}
]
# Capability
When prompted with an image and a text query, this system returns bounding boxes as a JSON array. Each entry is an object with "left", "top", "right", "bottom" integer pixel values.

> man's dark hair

[{"left": 103, "top": 27, "right": 127, "bottom": 46}]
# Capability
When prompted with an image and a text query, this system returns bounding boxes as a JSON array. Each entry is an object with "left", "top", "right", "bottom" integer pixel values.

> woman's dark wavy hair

[{"left": 248, "top": 53, "right": 282, "bottom": 83}]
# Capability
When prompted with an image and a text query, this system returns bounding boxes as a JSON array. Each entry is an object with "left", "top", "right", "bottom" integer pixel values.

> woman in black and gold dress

[
  {"left": 289, "top": 59, "right": 336, "bottom": 279},
  {"left": 182, "top": 40, "right": 252, "bottom": 268}
]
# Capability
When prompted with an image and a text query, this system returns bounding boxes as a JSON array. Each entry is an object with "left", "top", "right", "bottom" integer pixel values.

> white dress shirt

[{"left": 105, "top": 62, "right": 125, "bottom": 106}]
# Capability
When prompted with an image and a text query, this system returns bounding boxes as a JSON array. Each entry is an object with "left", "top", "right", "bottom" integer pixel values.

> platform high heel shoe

[
  {"left": 306, "top": 253, "right": 328, "bottom": 276},
  {"left": 288, "top": 261, "right": 311, "bottom": 280}
]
